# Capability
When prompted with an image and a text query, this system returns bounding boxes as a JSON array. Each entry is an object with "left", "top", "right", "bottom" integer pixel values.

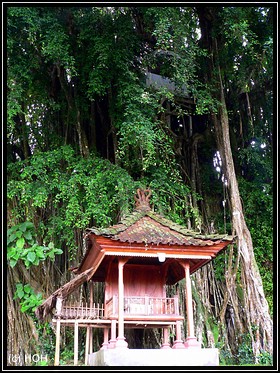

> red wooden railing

[
  {"left": 55, "top": 302, "right": 104, "bottom": 319},
  {"left": 105, "top": 296, "right": 180, "bottom": 317},
  {"left": 54, "top": 296, "right": 180, "bottom": 319}
]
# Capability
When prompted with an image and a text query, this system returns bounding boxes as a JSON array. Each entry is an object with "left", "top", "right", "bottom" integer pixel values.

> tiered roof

[
  {"left": 74, "top": 189, "right": 235, "bottom": 280},
  {"left": 86, "top": 209, "right": 233, "bottom": 246}
]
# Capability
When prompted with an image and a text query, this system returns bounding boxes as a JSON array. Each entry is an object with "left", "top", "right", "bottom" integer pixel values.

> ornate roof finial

[{"left": 134, "top": 188, "right": 152, "bottom": 212}]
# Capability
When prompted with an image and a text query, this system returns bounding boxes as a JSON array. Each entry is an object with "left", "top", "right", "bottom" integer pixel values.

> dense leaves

[{"left": 8, "top": 222, "right": 63, "bottom": 268}]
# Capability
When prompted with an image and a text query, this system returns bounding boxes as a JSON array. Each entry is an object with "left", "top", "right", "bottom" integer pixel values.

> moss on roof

[{"left": 86, "top": 209, "right": 235, "bottom": 243}]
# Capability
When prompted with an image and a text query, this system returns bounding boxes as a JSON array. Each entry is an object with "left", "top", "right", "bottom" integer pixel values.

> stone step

[{"left": 88, "top": 348, "right": 219, "bottom": 366}]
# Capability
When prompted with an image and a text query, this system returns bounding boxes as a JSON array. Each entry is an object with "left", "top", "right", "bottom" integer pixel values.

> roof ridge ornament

[{"left": 134, "top": 188, "right": 152, "bottom": 212}]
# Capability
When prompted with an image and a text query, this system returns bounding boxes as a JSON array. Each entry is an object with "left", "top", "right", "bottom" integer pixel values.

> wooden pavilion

[{"left": 35, "top": 188, "right": 235, "bottom": 366}]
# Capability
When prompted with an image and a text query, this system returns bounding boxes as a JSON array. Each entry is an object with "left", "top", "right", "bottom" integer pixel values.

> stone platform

[{"left": 88, "top": 348, "right": 219, "bottom": 366}]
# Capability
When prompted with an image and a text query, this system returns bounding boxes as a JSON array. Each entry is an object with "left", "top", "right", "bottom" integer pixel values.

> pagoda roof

[
  {"left": 85, "top": 209, "right": 234, "bottom": 246},
  {"left": 72, "top": 189, "right": 235, "bottom": 280}
]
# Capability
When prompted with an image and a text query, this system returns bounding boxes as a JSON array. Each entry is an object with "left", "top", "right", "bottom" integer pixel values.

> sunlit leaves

[
  {"left": 41, "top": 25, "right": 76, "bottom": 74},
  {"left": 14, "top": 283, "right": 43, "bottom": 313},
  {"left": 7, "top": 222, "right": 63, "bottom": 268}
]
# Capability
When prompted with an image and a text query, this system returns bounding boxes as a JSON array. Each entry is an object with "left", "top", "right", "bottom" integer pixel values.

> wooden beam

[
  {"left": 74, "top": 321, "right": 79, "bottom": 365},
  {"left": 101, "top": 328, "right": 109, "bottom": 349},
  {"left": 172, "top": 320, "right": 185, "bottom": 349},
  {"left": 180, "top": 260, "right": 201, "bottom": 348},
  {"left": 161, "top": 327, "right": 171, "bottom": 349},
  {"left": 115, "top": 258, "right": 128, "bottom": 348},
  {"left": 185, "top": 261, "right": 195, "bottom": 338},
  {"left": 89, "top": 281, "right": 93, "bottom": 309},
  {"left": 95, "top": 237, "right": 231, "bottom": 252},
  {"left": 108, "top": 319, "right": 117, "bottom": 348},
  {"left": 104, "top": 251, "right": 213, "bottom": 259},
  {"left": 89, "top": 327, "right": 93, "bottom": 354},
  {"left": 35, "top": 267, "right": 97, "bottom": 320},
  {"left": 52, "top": 318, "right": 111, "bottom": 325},
  {"left": 54, "top": 319, "right": 61, "bottom": 366},
  {"left": 85, "top": 326, "right": 90, "bottom": 365}
]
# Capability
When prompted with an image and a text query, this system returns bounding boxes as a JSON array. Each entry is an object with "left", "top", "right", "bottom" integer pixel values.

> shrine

[{"left": 35, "top": 188, "right": 235, "bottom": 366}]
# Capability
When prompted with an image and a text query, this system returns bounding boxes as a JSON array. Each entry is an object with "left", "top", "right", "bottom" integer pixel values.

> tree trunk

[
  {"left": 212, "top": 82, "right": 273, "bottom": 355},
  {"left": 197, "top": 6, "right": 273, "bottom": 357}
]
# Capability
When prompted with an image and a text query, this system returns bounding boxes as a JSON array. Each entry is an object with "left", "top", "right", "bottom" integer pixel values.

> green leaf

[
  {"left": 9, "top": 259, "right": 17, "bottom": 267},
  {"left": 24, "top": 284, "right": 32, "bottom": 293},
  {"left": 33, "top": 257, "right": 40, "bottom": 266},
  {"left": 20, "top": 250, "right": 29, "bottom": 258},
  {"left": 7, "top": 246, "right": 17, "bottom": 259},
  {"left": 54, "top": 248, "right": 63, "bottom": 255},
  {"left": 7, "top": 232, "right": 17, "bottom": 245},
  {"left": 14, "top": 284, "right": 24, "bottom": 299},
  {"left": 27, "top": 251, "right": 36, "bottom": 263},
  {"left": 23, "top": 230, "right": 33, "bottom": 241},
  {"left": 48, "top": 251, "right": 55, "bottom": 260},
  {"left": 16, "top": 283, "right": 23, "bottom": 290},
  {"left": 16, "top": 237, "right": 25, "bottom": 249},
  {"left": 21, "top": 221, "right": 34, "bottom": 231},
  {"left": 15, "top": 231, "right": 23, "bottom": 239},
  {"left": 35, "top": 249, "right": 46, "bottom": 259},
  {"left": 20, "top": 304, "right": 30, "bottom": 313},
  {"left": 16, "top": 290, "right": 25, "bottom": 299}
]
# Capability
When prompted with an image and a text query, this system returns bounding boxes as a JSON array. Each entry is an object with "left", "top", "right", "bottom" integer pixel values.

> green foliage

[
  {"left": 235, "top": 332, "right": 255, "bottom": 365},
  {"left": 41, "top": 22, "right": 76, "bottom": 75},
  {"left": 219, "top": 347, "right": 235, "bottom": 366},
  {"left": 141, "top": 161, "right": 196, "bottom": 225},
  {"left": 219, "top": 332, "right": 273, "bottom": 366},
  {"left": 75, "top": 7, "right": 138, "bottom": 99},
  {"left": 14, "top": 283, "right": 43, "bottom": 313},
  {"left": 7, "top": 223, "right": 52, "bottom": 316},
  {"left": 238, "top": 141, "right": 272, "bottom": 184},
  {"left": 7, "top": 8, "right": 49, "bottom": 135},
  {"left": 26, "top": 321, "right": 56, "bottom": 365},
  {"left": 193, "top": 83, "right": 221, "bottom": 115},
  {"left": 115, "top": 82, "right": 162, "bottom": 174},
  {"left": 7, "top": 222, "right": 63, "bottom": 268},
  {"left": 59, "top": 349, "right": 74, "bottom": 366},
  {"left": 7, "top": 146, "right": 138, "bottom": 259},
  {"left": 7, "top": 143, "right": 200, "bottom": 275},
  {"left": 257, "top": 350, "right": 273, "bottom": 366}
]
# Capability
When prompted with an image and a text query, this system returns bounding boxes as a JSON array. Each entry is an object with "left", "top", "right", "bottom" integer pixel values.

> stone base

[
  {"left": 184, "top": 337, "right": 201, "bottom": 348},
  {"left": 88, "top": 348, "right": 219, "bottom": 366},
  {"left": 172, "top": 339, "right": 185, "bottom": 349},
  {"left": 115, "top": 336, "right": 128, "bottom": 348}
]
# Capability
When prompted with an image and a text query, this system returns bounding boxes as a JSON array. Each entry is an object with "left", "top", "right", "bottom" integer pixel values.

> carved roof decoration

[{"left": 134, "top": 188, "right": 152, "bottom": 212}]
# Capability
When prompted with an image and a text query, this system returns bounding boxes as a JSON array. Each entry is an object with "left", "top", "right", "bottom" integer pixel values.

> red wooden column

[
  {"left": 54, "top": 319, "right": 61, "bottom": 365},
  {"left": 115, "top": 257, "right": 128, "bottom": 348},
  {"left": 74, "top": 320, "right": 79, "bottom": 365},
  {"left": 84, "top": 281, "right": 93, "bottom": 363},
  {"left": 182, "top": 260, "right": 201, "bottom": 348},
  {"left": 161, "top": 327, "right": 171, "bottom": 349},
  {"left": 101, "top": 328, "right": 109, "bottom": 349},
  {"left": 108, "top": 319, "right": 117, "bottom": 348},
  {"left": 84, "top": 326, "right": 90, "bottom": 365},
  {"left": 172, "top": 320, "right": 185, "bottom": 349}
]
